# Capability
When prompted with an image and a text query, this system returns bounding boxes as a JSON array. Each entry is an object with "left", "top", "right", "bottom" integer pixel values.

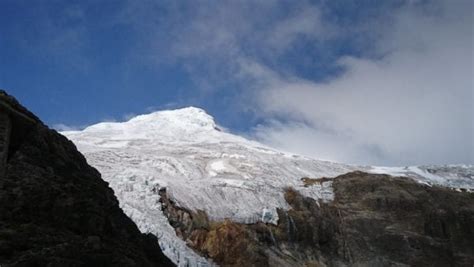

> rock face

[
  {"left": 0, "top": 90, "right": 174, "bottom": 266},
  {"left": 162, "top": 171, "right": 474, "bottom": 266}
]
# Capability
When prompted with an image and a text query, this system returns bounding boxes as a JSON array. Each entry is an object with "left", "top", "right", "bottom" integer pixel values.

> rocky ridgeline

[
  {"left": 0, "top": 90, "right": 174, "bottom": 266},
  {"left": 161, "top": 171, "right": 474, "bottom": 266}
]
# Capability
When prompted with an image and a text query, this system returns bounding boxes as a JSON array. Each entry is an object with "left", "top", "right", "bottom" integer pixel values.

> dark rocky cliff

[
  {"left": 162, "top": 171, "right": 474, "bottom": 266},
  {"left": 0, "top": 90, "right": 174, "bottom": 266}
]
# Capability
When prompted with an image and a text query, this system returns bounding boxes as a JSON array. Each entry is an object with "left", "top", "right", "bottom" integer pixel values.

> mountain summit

[
  {"left": 64, "top": 107, "right": 474, "bottom": 266},
  {"left": 76, "top": 107, "right": 219, "bottom": 143}
]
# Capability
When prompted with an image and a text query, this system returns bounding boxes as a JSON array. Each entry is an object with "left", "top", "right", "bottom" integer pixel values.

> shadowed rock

[{"left": 0, "top": 90, "right": 174, "bottom": 266}]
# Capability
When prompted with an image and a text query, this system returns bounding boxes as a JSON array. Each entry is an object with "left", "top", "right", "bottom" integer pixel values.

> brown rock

[{"left": 162, "top": 171, "right": 474, "bottom": 266}]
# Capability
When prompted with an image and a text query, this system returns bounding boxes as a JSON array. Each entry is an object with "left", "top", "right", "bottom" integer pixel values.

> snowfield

[{"left": 63, "top": 107, "right": 474, "bottom": 267}]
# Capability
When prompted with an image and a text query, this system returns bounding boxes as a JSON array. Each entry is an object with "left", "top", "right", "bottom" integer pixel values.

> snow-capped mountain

[{"left": 63, "top": 107, "right": 474, "bottom": 266}]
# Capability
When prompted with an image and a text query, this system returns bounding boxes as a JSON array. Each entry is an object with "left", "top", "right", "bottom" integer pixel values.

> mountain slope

[
  {"left": 159, "top": 171, "right": 474, "bottom": 266},
  {"left": 64, "top": 107, "right": 474, "bottom": 266},
  {"left": 0, "top": 90, "right": 174, "bottom": 266}
]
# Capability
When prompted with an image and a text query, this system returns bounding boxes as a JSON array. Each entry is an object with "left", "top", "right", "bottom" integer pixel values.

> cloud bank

[{"left": 253, "top": 1, "right": 473, "bottom": 165}]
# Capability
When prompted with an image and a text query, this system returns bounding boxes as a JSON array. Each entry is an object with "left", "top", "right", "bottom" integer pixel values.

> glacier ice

[{"left": 63, "top": 107, "right": 474, "bottom": 266}]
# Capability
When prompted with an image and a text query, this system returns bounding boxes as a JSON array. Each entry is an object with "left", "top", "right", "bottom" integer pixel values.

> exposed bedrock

[
  {"left": 161, "top": 171, "right": 474, "bottom": 267},
  {"left": 0, "top": 90, "right": 174, "bottom": 266}
]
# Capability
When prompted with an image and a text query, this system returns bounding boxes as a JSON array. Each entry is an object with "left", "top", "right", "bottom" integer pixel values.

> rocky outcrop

[
  {"left": 162, "top": 171, "right": 474, "bottom": 266},
  {"left": 159, "top": 188, "right": 267, "bottom": 266},
  {"left": 301, "top": 177, "right": 331, "bottom": 187},
  {"left": 0, "top": 90, "right": 174, "bottom": 266}
]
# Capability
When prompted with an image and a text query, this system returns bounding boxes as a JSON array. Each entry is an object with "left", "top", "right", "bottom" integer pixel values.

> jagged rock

[
  {"left": 301, "top": 177, "right": 331, "bottom": 187},
  {"left": 161, "top": 171, "right": 474, "bottom": 266},
  {"left": 0, "top": 90, "right": 174, "bottom": 266}
]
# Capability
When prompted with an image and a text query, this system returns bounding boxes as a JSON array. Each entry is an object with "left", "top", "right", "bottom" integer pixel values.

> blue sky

[{"left": 1, "top": 0, "right": 472, "bottom": 165}]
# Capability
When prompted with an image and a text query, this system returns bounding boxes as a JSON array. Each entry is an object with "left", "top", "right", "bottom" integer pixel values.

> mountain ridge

[
  {"left": 64, "top": 107, "right": 474, "bottom": 266},
  {"left": 0, "top": 90, "right": 174, "bottom": 266}
]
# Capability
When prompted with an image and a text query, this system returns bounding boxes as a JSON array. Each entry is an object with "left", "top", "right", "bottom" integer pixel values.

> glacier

[{"left": 63, "top": 107, "right": 474, "bottom": 266}]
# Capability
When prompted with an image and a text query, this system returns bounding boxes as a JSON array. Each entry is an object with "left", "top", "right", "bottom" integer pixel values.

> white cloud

[
  {"left": 263, "top": 4, "right": 327, "bottom": 54},
  {"left": 253, "top": 120, "right": 386, "bottom": 164},
  {"left": 163, "top": 1, "right": 330, "bottom": 90},
  {"left": 254, "top": 1, "right": 473, "bottom": 165},
  {"left": 52, "top": 123, "right": 85, "bottom": 132}
]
